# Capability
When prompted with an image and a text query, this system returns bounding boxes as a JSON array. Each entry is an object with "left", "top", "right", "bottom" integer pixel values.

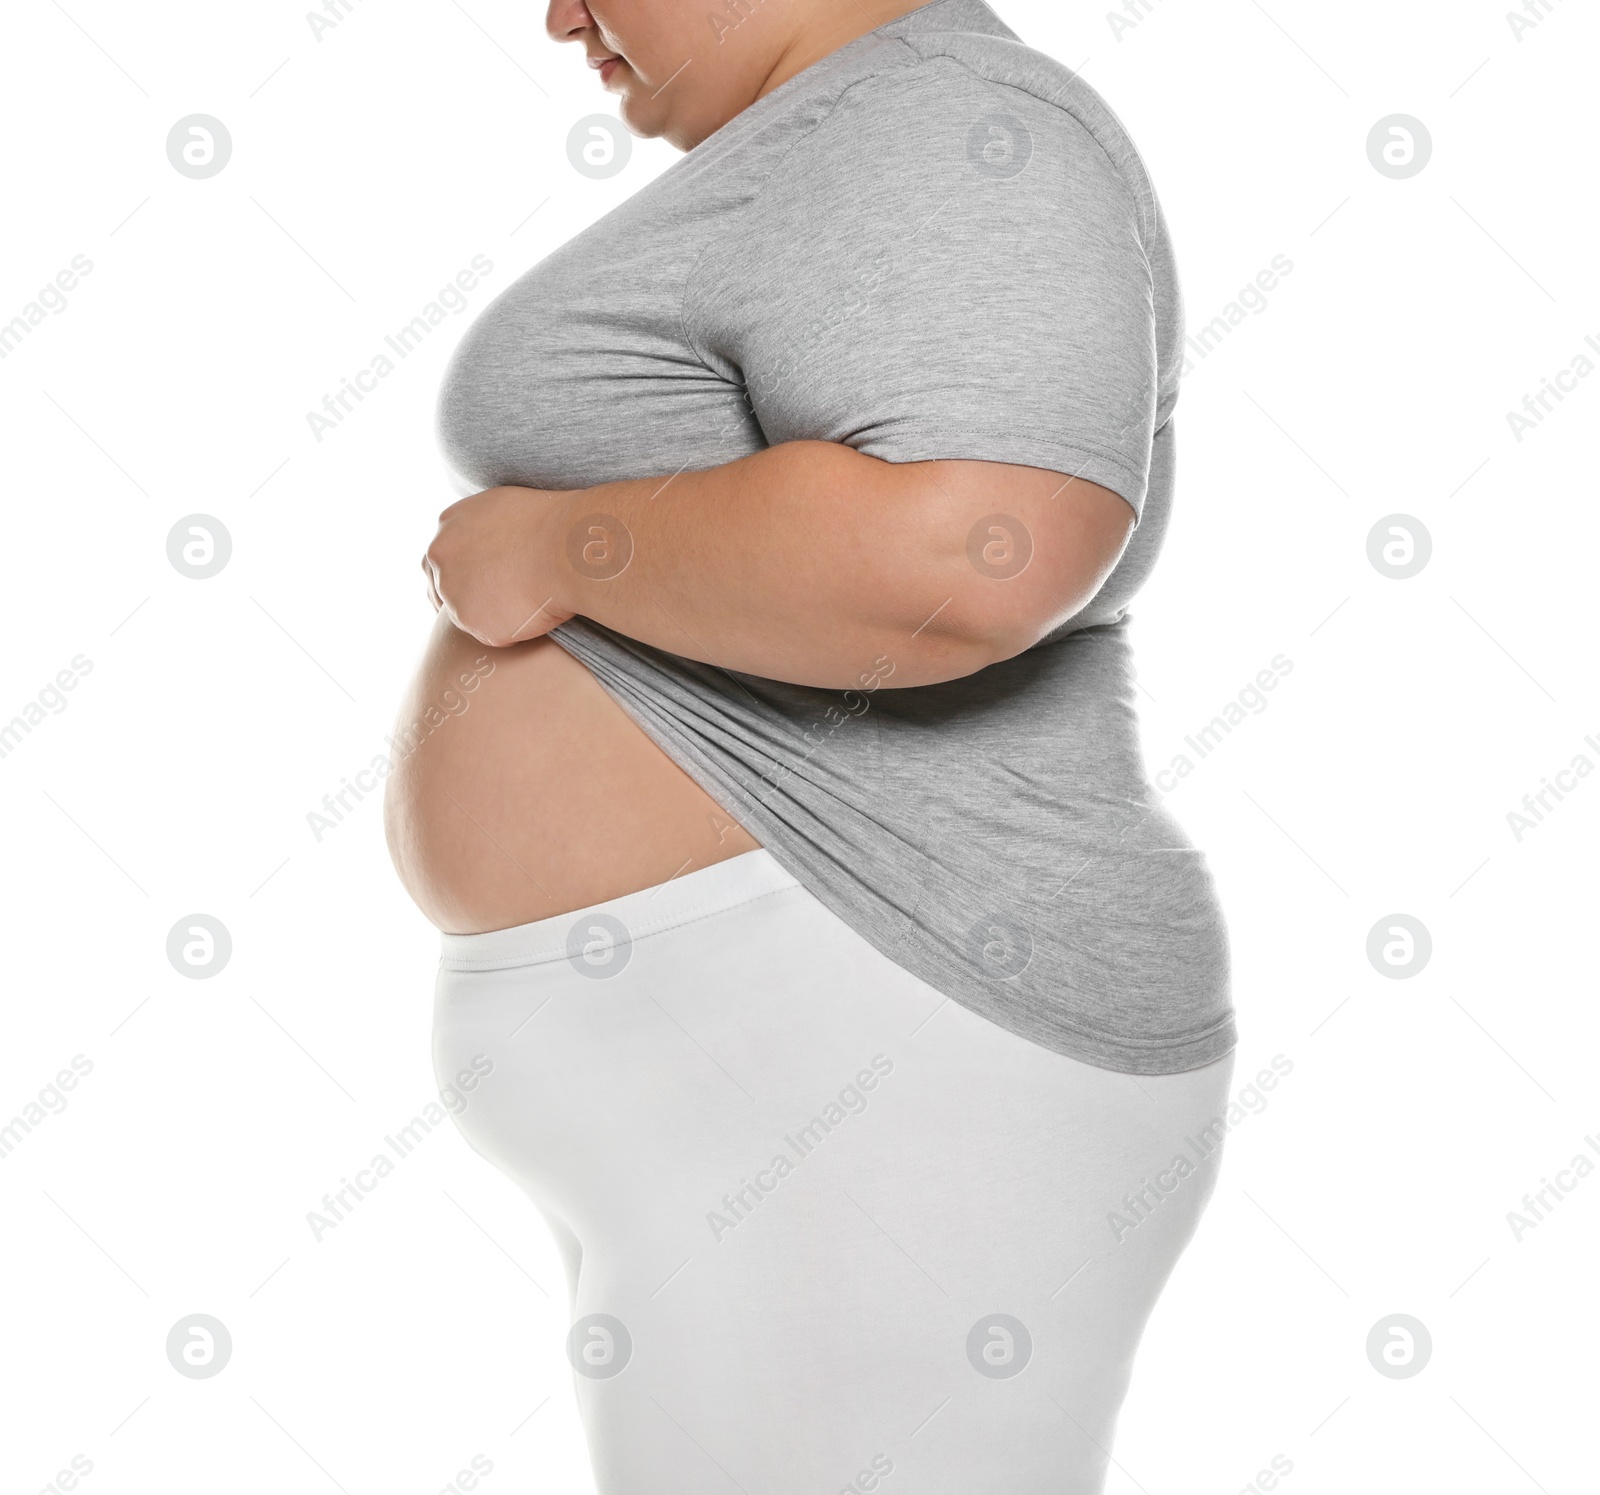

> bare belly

[{"left": 383, "top": 612, "right": 761, "bottom": 934}]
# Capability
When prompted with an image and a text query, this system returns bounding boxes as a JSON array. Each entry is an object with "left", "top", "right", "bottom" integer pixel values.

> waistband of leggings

[{"left": 438, "top": 849, "right": 801, "bottom": 972}]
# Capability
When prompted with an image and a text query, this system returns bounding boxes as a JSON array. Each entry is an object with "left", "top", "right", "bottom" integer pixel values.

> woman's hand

[
  {"left": 422, "top": 486, "right": 576, "bottom": 647},
  {"left": 419, "top": 446, "right": 1135, "bottom": 688}
]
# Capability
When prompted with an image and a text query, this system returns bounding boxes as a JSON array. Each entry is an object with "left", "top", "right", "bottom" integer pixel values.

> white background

[{"left": 2, "top": 0, "right": 1596, "bottom": 1491}]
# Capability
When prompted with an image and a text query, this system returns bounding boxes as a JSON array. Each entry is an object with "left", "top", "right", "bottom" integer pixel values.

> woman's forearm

[
  {"left": 424, "top": 440, "right": 1135, "bottom": 691},
  {"left": 546, "top": 441, "right": 1006, "bottom": 689},
  {"left": 536, "top": 442, "right": 1133, "bottom": 690}
]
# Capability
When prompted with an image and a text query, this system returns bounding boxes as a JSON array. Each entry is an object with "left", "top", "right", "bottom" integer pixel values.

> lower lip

[{"left": 598, "top": 58, "right": 620, "bottom": 82}]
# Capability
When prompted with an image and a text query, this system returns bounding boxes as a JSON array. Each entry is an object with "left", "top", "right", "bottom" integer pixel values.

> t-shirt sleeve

[{"left": 685, "top": 59, "right": 1162, "bottom": 521}]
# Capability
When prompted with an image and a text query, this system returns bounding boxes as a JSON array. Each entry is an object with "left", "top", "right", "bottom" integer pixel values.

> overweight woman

[{"left": 384, "top": 0, "right": 1238, "bottom": 1488}]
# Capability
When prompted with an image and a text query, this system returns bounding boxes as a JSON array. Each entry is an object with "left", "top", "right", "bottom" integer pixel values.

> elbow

[
  {"left": 915, "top": 521, "right": 1127, "bottom": 678},
  {"left": 903, "top": 533, "right": 1126, "bottom": 679},
  {"left": 855, "top": 458, "right": 1132, "bottom": 686},
  {"left": 891, "top": 516, "right": 1122, "bottom": 685},
  {"left": 901, "top": 591, "right": 1061, "bottom": 685}
]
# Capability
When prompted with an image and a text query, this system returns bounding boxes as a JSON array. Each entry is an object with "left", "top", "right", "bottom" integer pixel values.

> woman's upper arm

[
  {"left": 901, "top": 457, "right": 1137, "bottom": 656},
  {"left": 688, "top": 62, "right": 1161, "bottom": 527},
  {"left": 685, "top": 61, "right": 1163, "bottom": 658}
]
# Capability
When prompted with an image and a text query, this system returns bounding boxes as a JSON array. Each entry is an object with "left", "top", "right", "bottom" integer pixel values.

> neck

[{"left": 752, "top": 0, "right": 941, "bottom": 103}]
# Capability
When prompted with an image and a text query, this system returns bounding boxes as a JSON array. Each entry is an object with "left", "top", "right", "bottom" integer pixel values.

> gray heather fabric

[{"left": 434, "top": 0, "right": 1235, "bottom": 1074}]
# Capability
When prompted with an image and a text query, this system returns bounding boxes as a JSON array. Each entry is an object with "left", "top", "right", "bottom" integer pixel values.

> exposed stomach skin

[{"left": 383, "top": 611, "right": 761, "bottom": 935}]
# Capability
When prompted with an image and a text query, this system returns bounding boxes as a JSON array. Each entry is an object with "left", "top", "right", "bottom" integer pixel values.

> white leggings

[{"left": 433, "top": 851, "right": 1234, "bottom": 1495}]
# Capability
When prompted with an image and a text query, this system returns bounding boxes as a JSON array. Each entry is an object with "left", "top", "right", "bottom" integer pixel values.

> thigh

[{"left": 433, "top": 875, "right": 1235, "bottom": 1495}]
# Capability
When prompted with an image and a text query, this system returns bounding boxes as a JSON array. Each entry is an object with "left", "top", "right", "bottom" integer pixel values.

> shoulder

[{"left": 783, "top": 32, "right": 1156, "bottom": 240}]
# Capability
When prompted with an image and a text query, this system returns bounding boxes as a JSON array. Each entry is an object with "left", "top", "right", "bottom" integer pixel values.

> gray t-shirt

[{"left": 436, "top": 0, "right": 1235, "bottom": 1074}]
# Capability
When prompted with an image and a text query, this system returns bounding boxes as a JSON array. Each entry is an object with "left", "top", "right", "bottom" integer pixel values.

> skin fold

[
  {"left": 383, "top": 0, "right": 1135, "bottom": 935},
  {"left": 551, "top": 0, "right": 943, "bottom": 151}
]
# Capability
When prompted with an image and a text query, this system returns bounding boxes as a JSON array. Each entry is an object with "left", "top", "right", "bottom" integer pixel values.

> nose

[{"left": 546, "top": 0, "right": 592, "bottom": 43}]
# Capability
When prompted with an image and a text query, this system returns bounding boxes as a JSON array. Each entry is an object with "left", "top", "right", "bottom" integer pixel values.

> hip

[{"left": 431, "top": 849, "right": 1237, "bottom": 1239}]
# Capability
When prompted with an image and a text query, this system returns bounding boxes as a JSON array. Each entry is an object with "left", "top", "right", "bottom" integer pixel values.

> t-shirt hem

[
  {"left": 757, "top": 829, "right": 1237, "bottom": 1076},
  {"left": 859, "top": 427, "right": 1149, "bottom": 520},
  {"left": 547, "top": 619, "right": 1234, "bottom": 1079},
  {"left": 897, "top": 966, "right": 1239, "bottom": 1076}
]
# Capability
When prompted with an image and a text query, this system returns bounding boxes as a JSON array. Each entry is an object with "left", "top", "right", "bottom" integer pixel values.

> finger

[
  {"left": 441, "top": 601, "right": 492, "bottom": 646},
  {"left": 505, "top": 597, "right": 557, "bottom": 643},
  {"left": 511, "top": 608, "right": 574, "bottom": 644},
  {"left": 508, "top": 597, "right": 580, "bottom": 644},
  {"left": 420, "top": 554, "right": 443, "bottom": 612}
]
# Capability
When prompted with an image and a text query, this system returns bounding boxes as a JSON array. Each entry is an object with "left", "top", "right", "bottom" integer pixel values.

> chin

[{"left": 616, "top": 94, "right": 666, "bottom": 140}]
